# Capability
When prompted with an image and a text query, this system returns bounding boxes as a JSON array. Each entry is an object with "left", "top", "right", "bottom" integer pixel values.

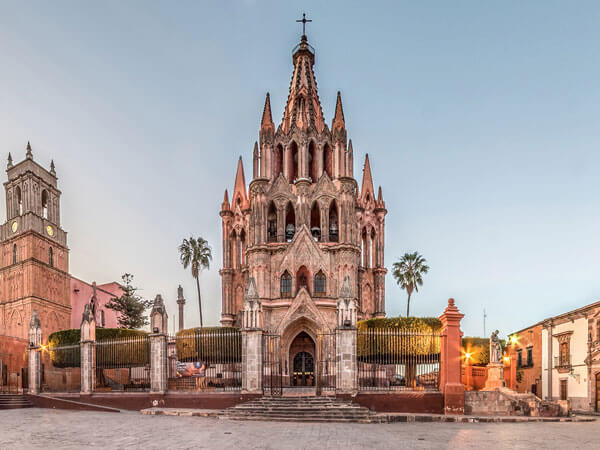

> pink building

[{"left": 69, "top": 277, "right": 123, "bottom": 329}]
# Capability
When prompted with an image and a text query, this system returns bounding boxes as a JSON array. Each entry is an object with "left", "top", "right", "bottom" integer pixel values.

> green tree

[
  {"left": 179, "top": 236, "right": 212, "bottom": 327},
  {"left": 105, "top": 273, "right": 152, "bottom": 329},
  {"left": 392, "top": 252, "right": 430, "bottom": 317}
]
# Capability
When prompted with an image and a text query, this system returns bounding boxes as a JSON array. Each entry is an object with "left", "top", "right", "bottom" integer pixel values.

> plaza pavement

[{"left": 0, "top": 408, "right": 598, "bottom": 449}]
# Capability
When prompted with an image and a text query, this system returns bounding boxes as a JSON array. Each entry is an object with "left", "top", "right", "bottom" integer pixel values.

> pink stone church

[{"left": 219, "top": 33, "right": 387, "bottom": 379}]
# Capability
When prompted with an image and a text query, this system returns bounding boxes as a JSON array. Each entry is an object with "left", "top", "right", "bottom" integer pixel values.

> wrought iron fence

[
  {"left": 263, "top": 334, "right": 282, "bottom": 396},
  {"left": 43, "top": 344, "right": 81, "bottom": 392},
  {"left": 94, "top": 336, "right": 151, "bottom": 392},
  {"left": 316, "top": 332, "right": 336, "bottom": 395},
  {"left": 357, "top": 328, "right": 441, "bottom": 391},
  {"left": 169, "top": 329, "right": 242, "bottom": 391}
]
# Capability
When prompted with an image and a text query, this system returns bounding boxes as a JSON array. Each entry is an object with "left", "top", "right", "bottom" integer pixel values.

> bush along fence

[{"left": 26, "top": 280, "right": 466, "bottom": 414}]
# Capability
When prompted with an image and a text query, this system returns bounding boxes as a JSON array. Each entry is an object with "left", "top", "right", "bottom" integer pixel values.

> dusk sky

[{"left": 1, "top": 1, "right": 598, "bottom": 338}]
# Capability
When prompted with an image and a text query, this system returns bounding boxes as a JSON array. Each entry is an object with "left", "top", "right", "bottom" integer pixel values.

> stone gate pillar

[
  {"left": 28, "top": 310, "right": 42, "bottom": 395},
  {"left": 80, "top": 304, "right": 96, "bottom": 395},
  {"left": 242, "top": 278, "right": 263, "bottom": 393},
  {"left": 439, "top": 298, "right": 465, "bottom": 414},
  {"left": 336, "top": 276, "right": 357, "bottom": 393},
  {"left": 149, "top": 294, "right": 168, "bottom": 394}
]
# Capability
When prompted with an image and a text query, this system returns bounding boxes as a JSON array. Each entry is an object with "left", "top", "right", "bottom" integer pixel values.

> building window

[
  {"left": 12, "top": 243, "right": 18, "bottom": 264},
  {"left": 560, "top": 379, "right": 568, "bottom": 401},
  {"left": 42, "top": 189, "right": 49, "bottom": 219},
  {"left": 280, "top": 272, "right": 292, "bottom": 298},
  {"left": 314, "top": 271, "right": 326, "bottom": 295},
  {"left": 517, "top": 349, "right": 522, "bottom": 368},
  {"left": 526, "top": 347, "right": 533, "bottom": 367},
  {"left": 559, "top": 341, "right": 570, "bottom": 367}
]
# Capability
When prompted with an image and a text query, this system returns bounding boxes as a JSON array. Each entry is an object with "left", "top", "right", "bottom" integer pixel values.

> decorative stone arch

[
  {"left": 280, "top": 316, "right": 322, "bottom": 382},
  {"left": 8, "top": 309, "right": 23, "bottom": 338}
]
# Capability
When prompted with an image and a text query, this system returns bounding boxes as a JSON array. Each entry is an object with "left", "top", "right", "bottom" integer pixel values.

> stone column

[
  {"left": 439, "top": 298, "right": 465, "bottom": 415},
  {"left": 80, "top": 304, "right": 96, "bottom": 395},
  {"left": 176, "top": 285, "right": 186, "bottom": 331},
  {"left": 150, "top": 294, "right": 168, "bottom": 394},
  {"left": 242, "top": 278, "right": 263, "bottom": 393},
  {"left": 336, "top": 276, "right": 357, "bottom": 393},
  {"left": 27, "top": 310, "right": 42, "bottom": 395}
]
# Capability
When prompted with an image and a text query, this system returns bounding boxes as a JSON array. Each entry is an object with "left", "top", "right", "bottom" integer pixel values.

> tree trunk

[
  {"left": 406, "top": 292, "right": 412, "bottom": 317},
  {"left": 196, "top": 275, "right": 203, "bottom": 328}
]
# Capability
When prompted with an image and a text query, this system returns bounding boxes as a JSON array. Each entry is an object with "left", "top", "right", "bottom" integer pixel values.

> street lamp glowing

[{"left": 510, "top": 335, "right": 518, "bottom": 345}]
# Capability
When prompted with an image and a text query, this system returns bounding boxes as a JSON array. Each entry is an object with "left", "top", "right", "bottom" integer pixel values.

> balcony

[{"left": 554, "top": 355, "right": 572, "bottom": 373}]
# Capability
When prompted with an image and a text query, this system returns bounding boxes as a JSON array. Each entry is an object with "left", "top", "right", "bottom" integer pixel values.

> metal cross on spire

[{"left": 296, "top": 12, "right": 312, "bottom": 37}]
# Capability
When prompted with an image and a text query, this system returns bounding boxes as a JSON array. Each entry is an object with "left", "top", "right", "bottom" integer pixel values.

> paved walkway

[{"left": 2, "top": 408, "right": 600, "bottom": 449}]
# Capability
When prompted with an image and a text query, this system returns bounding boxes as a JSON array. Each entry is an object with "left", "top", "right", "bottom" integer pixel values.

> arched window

[
  {"left": 308, "top": 141, "right": 317, "bottom": 182},
  {"left": 280, "top": 271, "right": 292, "bottom": 298},
  {"left": 49, "top": 247, "right": 54, "bottom": 267},
  {"left": 310, "top": 202, "right": 321, "bottom": 241},
  {"left": 12, "top": 243, "right": 17, "bottom": 264},
  {"left": 323, "top": 144, "right": 332, "bottom": 178},
  {"left": 288, "top": 141, "right": 299, "bottom": 182},
  {"left": 267, "top": 202, "right": 277, "bottom": 242},
  {"left": 230, "top": 230, "right": 237, "bottom": 268},
  {"left": 314, "top": 271, "right": 326, "bottom": 295},
  {"left": 15, "top": 186, "right": 22, "bottom": 216},
  {"left": 361, "top": 228, "right": 368, "bottom": 268},
  {"left": 42, "top": 190, "right": 49, "bottom": 219},
  {"left": 370, "top": 229, "right": 376, "bottom": 268},
  {"left": 239, "top": 229, "right": 246, "bottom": 267},
  {"left": 328, "top": 200, "right": 339, "bottom": 242},
  {"left": 285, "top": 202, "right": 295, "bottom": 242},
  {"left": 296, "top": 266, "right": 310, "bottom": 294},
  {"left": 274, "top": 144, "right": 284, "bottom": 178}
]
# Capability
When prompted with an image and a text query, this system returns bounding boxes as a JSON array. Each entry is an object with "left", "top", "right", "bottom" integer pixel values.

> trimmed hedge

[
  {"left": 462, "top": 336, "right": 506, "bottom": 366},
  {"left": 175, "top": 327, "right": 241, "bottom": 364},
  {"left": 47, "top": 328, "right": 149, "bottom": 368},
  {"left": 357, "top": 317, "right": 441, "bottom": 363}
]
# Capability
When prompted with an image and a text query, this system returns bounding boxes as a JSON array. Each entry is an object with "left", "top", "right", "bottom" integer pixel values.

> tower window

[
  {"left": 274, "top": 144, "right": 284, "bottom": 179},
  {"left": 12, "top": 243, "right": 17, "bottom": 264},
  {"left": 328, "top": 201, "right": 339, "bottom": 242},
  {"left": 267, "top": 202, "right": 277, "bottom": 242},
  {"left": 285, "top": 202, "right": 295, "bottom": 242},
  {"left": 280, "top": 271, "right": 292, "bottom": 298},
  {"left": 288, "top": 141, "right": 299, "bottom": 182},
  {"left": 323, "top": 144, "right": 332, "bottom": 178},
  {"left": 308, "top": 141, "right": 317, "bottom": 182},
  {"left": 42, "top": 190, "right": 49, "bottom": 219},
  {"left": 310, "top": 202, "right": 321, "bottom": 241},
  {"left": 314, "top": 271, "right": 326, "bottom": 295},
  {"left": 49, "top": 247, "right": 54, "bottom": 267},
  {"left": 16, "top": 186, "right": 22, "bottom": 216}
]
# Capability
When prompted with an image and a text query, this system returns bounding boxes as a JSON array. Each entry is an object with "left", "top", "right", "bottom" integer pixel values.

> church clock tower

[{"left": 0, "top": 142, "right": 70, "bottom": 341}]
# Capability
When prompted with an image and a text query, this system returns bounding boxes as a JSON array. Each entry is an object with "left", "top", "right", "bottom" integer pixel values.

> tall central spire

[{"left": 280, "top": 35, "right": 326, "bottom": 134}]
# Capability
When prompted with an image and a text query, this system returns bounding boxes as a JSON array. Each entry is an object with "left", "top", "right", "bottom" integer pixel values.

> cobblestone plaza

[{"left": 1, "top": 408, "right": 598, "bottom": 449}]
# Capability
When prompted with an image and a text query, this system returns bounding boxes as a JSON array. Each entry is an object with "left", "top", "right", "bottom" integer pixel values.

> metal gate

[
  {"left": 262, "top": 334, "right": 282, "bottom": 396},
  {"left": 316, "top": 331, "right": 336, "bottom": 395}
]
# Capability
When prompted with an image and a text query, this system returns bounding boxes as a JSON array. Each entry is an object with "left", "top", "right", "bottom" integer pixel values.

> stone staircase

[
  {"left": 0, "top": 394, "right": 34, "bottom": 410},
  {"left": 221, "top": 396, "right": 377, "bottom": 423}
]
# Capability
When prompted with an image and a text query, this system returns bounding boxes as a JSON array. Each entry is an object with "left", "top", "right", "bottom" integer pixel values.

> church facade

[{"left": 220, "top": 34, "right": 387, "bottom": 384}]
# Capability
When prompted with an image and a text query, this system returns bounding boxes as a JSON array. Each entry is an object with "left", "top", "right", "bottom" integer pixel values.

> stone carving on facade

[
  {"left": 242, "top": 278, "right": 262, "bottom": 329},
  {"left": 337, "top": 276, "right": 357, "bottom": 328},
  {"left": 80, "top": 303, "right": 96, "bottom": 342},
  {"left": 28, "top": 310, "right": 42, "bottom": 346},
  {"left": 150, "top": 294, "right": 168, "bottom": 334}
]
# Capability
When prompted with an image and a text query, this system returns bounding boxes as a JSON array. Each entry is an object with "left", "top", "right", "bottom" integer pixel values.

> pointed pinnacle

[
  {"left": 377, "top": 186, "right": 383, "bottom": 202},
  {"left": 50, "top": 159, "right": 56, "bottom": 175},
  {"left": 348, "top": 139, "right": 353, "bottom": 152},
  {"left": 253, "top": 141, "right": 259, "bottom": 156},
  {"left": 26, "top": 141, "right": 32, "bottom": 159},
  {"left": 261, "top": 92, "right": 274, "bottom": 131},
  {"left": 7, "top": 152, "right": 13, "bottom": 169}
]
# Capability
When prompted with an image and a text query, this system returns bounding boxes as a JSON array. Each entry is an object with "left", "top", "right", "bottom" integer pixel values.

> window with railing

[
  {"left": 526, "top": 347, "right": 533, "bottom": 367},
  {"left": 559, "top": 341, "right": 570, "bottom": 367},
  {"left": 517, "top": 349, "right": 522, "bottom": 368}
]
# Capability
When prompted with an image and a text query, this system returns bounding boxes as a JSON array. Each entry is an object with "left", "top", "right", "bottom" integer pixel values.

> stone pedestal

[
  {"left": 483, "top": 363, "right": 505, "bottom": 390},
  {"left": 439, "top": 298, "right": 465, "bottom": 414},
  {"left": 27, "top": 311, "right": 42, "bottom": 395},
  {"left": 150, "top": 333, "right": 168, "bottom": 394},
  {"left": 336, "top": 327, "right": 357, "bottom": 393},
  {"left": 242, "top": 329, "right": 263, "bottom": 393}
]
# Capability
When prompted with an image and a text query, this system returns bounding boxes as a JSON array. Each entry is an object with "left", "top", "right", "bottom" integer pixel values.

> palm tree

[
  {"left": 179, "top": 236, "right": 212, "bottom": 327},
  {"left": 392, "top": 252, "right": 429, "bottom": 317}
]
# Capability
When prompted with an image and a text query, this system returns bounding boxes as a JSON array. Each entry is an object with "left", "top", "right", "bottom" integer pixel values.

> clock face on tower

[
  {"left": 46, "top": 225, "right": 54, "bottom": 237},
  {"left": 11, "top": 221, "right": 18, "bottom": 233}
]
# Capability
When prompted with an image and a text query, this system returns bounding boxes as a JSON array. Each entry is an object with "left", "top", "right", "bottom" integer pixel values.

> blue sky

[{"left": 1, "top": 1, "right": 599, "bottom": 337}]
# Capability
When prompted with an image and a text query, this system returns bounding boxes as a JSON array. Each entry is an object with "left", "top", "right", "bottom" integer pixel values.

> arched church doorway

[{"left": 289, "top": 331, "right": 315, "bottom": 387}]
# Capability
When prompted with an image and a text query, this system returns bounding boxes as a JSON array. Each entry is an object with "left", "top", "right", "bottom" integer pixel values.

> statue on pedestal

[{"left": 489, "top": 330, "right": 503, "bottom": 364}]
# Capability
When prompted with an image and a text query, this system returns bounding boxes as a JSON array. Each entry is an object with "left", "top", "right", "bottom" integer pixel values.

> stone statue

[{"left": 489, "top": 330, "right": 503, "bottom": 364}]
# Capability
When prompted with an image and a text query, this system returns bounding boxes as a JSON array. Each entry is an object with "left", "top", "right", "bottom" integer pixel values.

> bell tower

[{"left": 0, "top": 142, "right": 70, "bottom": 341}]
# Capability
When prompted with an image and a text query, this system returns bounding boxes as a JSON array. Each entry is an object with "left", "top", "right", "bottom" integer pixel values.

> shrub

[
  {"left": 175, "top": 327, "right": 241, "bottom": 364},
  {"left": 357, "top": 317, "right": 441, "bottom": 363}
]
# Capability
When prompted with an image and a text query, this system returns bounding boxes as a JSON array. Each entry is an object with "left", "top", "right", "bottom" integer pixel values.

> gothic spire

[
  {"left": 7, "top": 152, "right": 13, "bottom": 169},
  {"left": 332, "top": 91, "right": 346, "bottom": 132},
  {"left": 221, "top": 189, "right": 230, "bottom": 211},
  {"left": 50, "top": 159, "right": 56, "bottom": 176},
  {"left": 361, "top": 154, "right": 375, "bottom": 201},
  {"left": 26, "top": 141, "right": 32, "bottom": 159},
  {"left": 280, "top": 35, "right": 326, "bottom": 134},
  {"left": 261, "top": 93, "right": 275, "bottom": 132},
  {"left": 252, "top": 141, "right": 259, "bottom": 179},
  {"left": 232, "top": 157, "right": 248, "bottom": 209}
]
